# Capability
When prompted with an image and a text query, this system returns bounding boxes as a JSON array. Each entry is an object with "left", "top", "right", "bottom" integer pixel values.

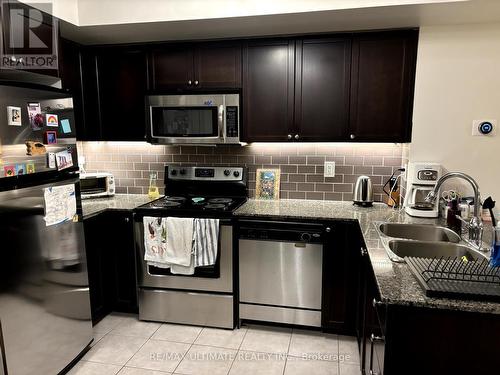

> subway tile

[
  {"left": 297, "top": 183, "right": 315, "bottom": 192},
  {"left": 272, "top": 156, "right": 288, "bottom": 164},
  {"left": 324, "top": 175, "right": 343, "bottom": 183},
  {"left": 189, "top": 155, "right": 205, "bottom": 163},
  {"left": 281, "top": 165, "right": 298, "bottom": 174},
  {"left": 335, "top": 165, "right": 353, "bottom": 175},
  {"left": 345, "top": 156, "right": 363, "bottom": 166},
  {"left": 342, "top": 192, "right": 353, "bottom": 201},
  {"left": 126, "top": 155, "right": 141, "bottom": 163},
  {"left": 363, "top": 156, "right": 383, "bottom": 166},
  {"left": 141, "top": 155, "right": 157, "bottom": 163},
  {"left": 115, "top": 186, "right": 127, "bottom": 194},
  {"left": 180, "top": 146, "right": 197, "bottom": 154},
  {"left": 373, "top": 166, "right": 393, "bottom": 175},
  {"left": 298, "top": 165, "right": 316, "bottom": 174},
  {"left": 353, "top": 166, "right": 373, "bottom": 175},
  {"left": 127, "top": 187, "right": 143, "bottom": 194},
  {"left": 315, "top": 183, "right": 334, "bottom": 192},
  {"left": 238, "top": 155, "right": 255, "bottom": 164},
  {"left": 289, "top": 156, "right": 307, "bottom": 164},
  {"left": 289, "top": 174, "right": 306, "bottom": 183},
  {"left": 172, "top": 155, "right": 189, "bottom": 163},
  {"left": 289, "top": 192, "right": 306, "bottom": 199},
  {"left": 306, "top": 192, "right": 324, "bottom": 200},
  {"left": 157, "top": 154, "right": 173, "bottom": 163},
  {"left": 281, "top": 183, "right": 297, "bottom": 191},
  {"left": 306, "top": 156, "right": 325, "bottom": 165},
  {"left": 383, "top": 157, "right": 403, "bottom": 167},
  {"left": 334, "top": 184, "right": 353, "bottom": 193},
  {"left": 325, "top": 192, "right": 343, "bottom": 201},
  {"left": 255, "top": 156, "right": 272, "bottom": 164},
  {"left": 306, "top": 174, "right": 324, "bottom": 183},
  {"left": 205, "top": 155, "right": 222, "bottom": 164},
  {"left": 126, "top": 171, "right": 142, "bottom": 178},
  {"left": 134, "top": 179, "right": 150, "bottom": 187}
]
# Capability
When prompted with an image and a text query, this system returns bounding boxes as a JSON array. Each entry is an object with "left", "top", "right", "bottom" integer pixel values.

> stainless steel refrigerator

[{"left": 0, "top": 82, "right": 92, "bottom": 375}]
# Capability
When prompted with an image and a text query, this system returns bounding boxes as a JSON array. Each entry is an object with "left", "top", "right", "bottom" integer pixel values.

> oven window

[
  {"left": 80, "top": 177, "right": 106, "bottom": 195},
  {"left": 151, "top": 106, "right": 219, "bottom": 137},
  {"left": 148, "top": 251, "right": 221, "bottom": 279}
]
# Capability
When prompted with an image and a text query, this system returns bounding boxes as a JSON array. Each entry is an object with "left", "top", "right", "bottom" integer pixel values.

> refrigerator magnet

[
  {"left": 60, "top": 119, "right": 72, "bottom": 134},
  {"left": 7, "top": 106, "right": 22, "bottom": 126},
  {"left": 27, "top": 103, "right": 43, "bottom": 131},
  {"left": 4, "top": 165, "right": 15, "bottom": 177},
  {"left": 26, "top": 162, "right": 35, "bottom": 174},
  {"left": 15, "top": 163, "right": 26, "bottom": 175},
  {"left": 47, "top": 152, "right": 56, "bottom": 168},
  {"left": 25, "top": 141, "right": 46, "bottom": 156},
  {"left": 55, "top": 149, "right": 73, "bottom": 171},
  {"left": 43, "top": 131, "right": 57, "bottom": 145},
  {"left": 45, "top": 114, "right": 59, "bottom": 127}
]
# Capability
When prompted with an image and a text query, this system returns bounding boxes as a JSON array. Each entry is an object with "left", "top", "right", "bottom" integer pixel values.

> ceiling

[{"left": 23, "top": 0, "right": 500, "bottom": 45}]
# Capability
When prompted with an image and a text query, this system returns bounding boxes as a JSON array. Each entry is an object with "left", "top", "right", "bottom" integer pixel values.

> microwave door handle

[{"left": 218, "top": 105, "right": 225, "bottom": 142}]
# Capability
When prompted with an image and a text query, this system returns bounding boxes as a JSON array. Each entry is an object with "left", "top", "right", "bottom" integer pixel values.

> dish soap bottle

[
  {"left": 148, "top": 172, "right": 160, "bottom": 199},
  {"left": 491, "top": 225, "right": 500, "bottom": 267},
  {"left": 446, "top": 199, "right": 462, "bottom": 235}
]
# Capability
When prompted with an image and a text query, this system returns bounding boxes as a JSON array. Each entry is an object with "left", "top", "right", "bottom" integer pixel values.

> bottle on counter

[
  {"left": 446, "top": 199, "right": 462, "bottom": 234},
  {"left": 148, "top": 172, "right": 160, "bottom": 199},
  {"left": 491, "top": 226, "right": 500, "bottom": 267}
]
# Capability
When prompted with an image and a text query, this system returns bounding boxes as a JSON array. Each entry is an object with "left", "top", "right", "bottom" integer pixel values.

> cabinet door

[
  {"left": 59, "top": 38, "right": 86, "bottom": 139},
  {"left": 194, "top": 42, "right": 242, "bottom": 88},
  {"left": 80, "top": 49, "right": 102, "bottom": 140},
  {"left": 151, "top": 46, "right": 194, "bottom": 90},
  {"left": 108, "top": 212, "right": 138, "bottom": 313},
  {"left": 242, "top": 40, "right": 295, "bottom": 142},
  {"left": 322, "top": 222, "right": 362, "bottom": 334},
  {"left": 295, "top": 37, "right": 351, "bottom": 141},
  {"left": 349, "top": 30, "right": 418, "bottom": 142},
  {"left": 97, "top": 48, "right": 149, "bottom": 141}
]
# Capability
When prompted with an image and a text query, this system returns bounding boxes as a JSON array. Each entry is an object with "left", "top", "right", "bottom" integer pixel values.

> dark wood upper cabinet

[
  {"left": 242, "top": 40, "right": 295, "bottom": 142},
  {"left": 151, "top": 42, "right": 241, "bottom": 90},
  {"left": 151, "top": 46, "right": 194, "bottom": 89},
  {"left": 195, "top": 42, "right": 241, "bottom": 88},
  {"left": 97, "top": 48, "right": 149, "bottom": 141},
  {"left": 294, "top": 37, "right": 351, "bottom": 141},
  {"left": 349, "top": 30, "right": 418, "bottom": 142}
]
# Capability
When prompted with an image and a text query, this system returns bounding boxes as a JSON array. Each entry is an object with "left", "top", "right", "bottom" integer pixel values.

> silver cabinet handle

[
  {"left": 294, "top": 134, "right": 300, "bottom": 140},
  {"left": 369, "top": 371, "right": 379, "bottom": 375},
  {"left": 194, "top": 80, "right": 199, "bottom": 86},
  {"left": 125, "top": 217, "right": 130, "bottom": 223},
  {"left": 370, "top": 333, "right": 384, "bottom": 342},
  {"left": 361, "top": 247, "right": 368, "bottom": 256},
  {"left": 325, "top": 227, "right": 331, "bottom": 233},
  {"left": 287, "top": 134, "right": 292, "bottom": 140},
  {"left": 373, "top": 298, "right": 382, "bottom": 308},
  {"left": 188, "top": 80, "right": 192, "bottom": 85},
  {"left": 350, "top": 134, "right": 356, "bottom": 140},
  {"left": 218, "top": 105, "right": 225, "bottom": 141}
]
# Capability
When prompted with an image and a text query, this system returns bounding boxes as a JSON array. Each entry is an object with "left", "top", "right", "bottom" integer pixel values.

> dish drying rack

[{"left": 405, "top": 256, "right": 500, "bottom": 301}]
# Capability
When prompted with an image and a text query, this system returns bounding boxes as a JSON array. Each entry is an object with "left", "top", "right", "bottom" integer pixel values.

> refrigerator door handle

[{"left": 0, "top": 320, "right": 7, "bottom": 375}]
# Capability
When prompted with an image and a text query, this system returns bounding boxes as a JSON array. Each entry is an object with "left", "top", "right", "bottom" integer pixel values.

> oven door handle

[{"left": 218, "top": 105, "right": 225, "bottom": 142}]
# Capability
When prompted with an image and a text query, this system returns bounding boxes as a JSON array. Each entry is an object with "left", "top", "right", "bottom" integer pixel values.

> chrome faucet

[{"left": 425, "top": 172, "right": 484, "bottom": 249}]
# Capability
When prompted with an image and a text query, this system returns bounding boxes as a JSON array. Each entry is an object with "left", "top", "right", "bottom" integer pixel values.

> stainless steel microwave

[{"left": 147, "top": 93, "right": 240, "bottom": 145}]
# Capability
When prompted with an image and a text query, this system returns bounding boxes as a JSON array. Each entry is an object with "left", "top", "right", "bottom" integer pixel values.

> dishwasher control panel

[{"left": 238, "top": 221, "right": 326, "bottom": 243}]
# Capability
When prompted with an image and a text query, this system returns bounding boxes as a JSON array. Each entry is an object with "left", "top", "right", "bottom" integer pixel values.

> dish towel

[
  {"left": 143, "top": 217, "right": 170, "bottom": 269},
  {"left": 165, "top": 217, "right": 195, "bottom": 275},
  {"left": 193, "top": 218, "right": 220, "bottom": 267}
]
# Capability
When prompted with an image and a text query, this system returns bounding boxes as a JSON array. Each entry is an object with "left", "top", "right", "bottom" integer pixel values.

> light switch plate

[
  {"left": 472, "top": 119, "right": 497, "bottom": 136},
  {"left": 324, "top": 161, "right": 335, "bottom": 177}
]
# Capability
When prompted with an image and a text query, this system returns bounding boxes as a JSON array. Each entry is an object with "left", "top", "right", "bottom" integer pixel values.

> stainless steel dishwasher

[{"left": 238, "top": 221, "right": 325, "bottom": 327}]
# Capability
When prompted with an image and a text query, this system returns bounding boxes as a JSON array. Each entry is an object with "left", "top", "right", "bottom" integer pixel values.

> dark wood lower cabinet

[
  {"left": 358, "top": 237, "right": 500, "bottom": 375},
  {"left": 84, "top": 211, "right": 138, "bottom": 325},
  {"left": 322, "top": 221, "right": 362, "bottom": 334}
]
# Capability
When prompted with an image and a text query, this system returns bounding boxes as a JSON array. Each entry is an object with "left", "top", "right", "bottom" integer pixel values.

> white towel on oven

[
  {"left": 193, "top": 218, "right": 220, "bottom": 267},
  {"left": 165, "top": 217, "right": 195, "bottom": 275},
  {"left": 143, "top": 217, "right": 170, "bottom": 268}
]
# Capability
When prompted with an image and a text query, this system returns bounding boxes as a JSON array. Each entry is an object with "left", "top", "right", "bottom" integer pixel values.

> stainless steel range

[{"left": 134, "top": 165, "right": 247, "bottom": 329}]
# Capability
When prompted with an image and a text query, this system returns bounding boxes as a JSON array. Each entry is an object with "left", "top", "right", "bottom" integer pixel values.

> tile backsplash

[{"left": 79, "top": 142, "right": 407, "bottom": 202}]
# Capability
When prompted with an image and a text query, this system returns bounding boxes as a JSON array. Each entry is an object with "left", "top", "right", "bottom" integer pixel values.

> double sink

[{"left": 376, "top": 222, "right": 488, "bottom": 262}]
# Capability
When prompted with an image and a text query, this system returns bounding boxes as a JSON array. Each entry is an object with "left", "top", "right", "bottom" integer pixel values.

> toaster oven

[{"left": 80, "top": 172, "right": 115, "bottom": 199}]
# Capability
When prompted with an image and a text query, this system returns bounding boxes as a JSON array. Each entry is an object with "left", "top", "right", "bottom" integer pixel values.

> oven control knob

[
  {"left": 233, "top": 171, "right": 240, "bottom": 177},
  {"left": 171, "top": 169, "right": 177, "bottom": 176},
  {"left": 180, "top": 169, "right": 186, "bottom": 175},
  {"left": 301, "top": 233, "right": 312, "bottom": 242},
  {"left": 224, "top": 169, "right": 231, "bottom": 176}
]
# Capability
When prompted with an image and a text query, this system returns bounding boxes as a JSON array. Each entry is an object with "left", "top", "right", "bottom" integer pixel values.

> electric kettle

[{"left": 353, "top": 176, "right": 374, "bottom": 207}]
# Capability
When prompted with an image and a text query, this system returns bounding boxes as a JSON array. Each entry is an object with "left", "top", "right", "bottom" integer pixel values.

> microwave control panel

[{"left": 226, "top": 106, "right": 239, "bottom": 137}]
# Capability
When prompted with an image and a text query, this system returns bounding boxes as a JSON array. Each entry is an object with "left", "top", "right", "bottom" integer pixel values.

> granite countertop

[
  {"left": 235, "top": 199, "right": 500, "bottom": 315},
  {"left": 82, "top": 194, "right": 158, "bottom": 219}
]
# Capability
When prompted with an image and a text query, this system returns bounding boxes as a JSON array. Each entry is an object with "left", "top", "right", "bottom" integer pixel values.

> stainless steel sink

[
  {"left": 388, "top": 240, "right": 487, "bottom": 261},
  {"left": 378, "top": 223, "right": 461, "bottom": 243}
]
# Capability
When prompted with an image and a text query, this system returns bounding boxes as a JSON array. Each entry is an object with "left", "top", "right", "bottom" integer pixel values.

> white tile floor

[{"left": 69, "top": 313, "right": 361, "bottom": 375}]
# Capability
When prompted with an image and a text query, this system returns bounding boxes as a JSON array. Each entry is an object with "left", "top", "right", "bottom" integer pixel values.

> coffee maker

[{"left": 405, "top": 162, "right": 442, "bottom": 218}]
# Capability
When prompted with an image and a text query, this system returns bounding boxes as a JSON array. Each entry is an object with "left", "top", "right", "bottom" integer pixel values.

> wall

[
  {"left": 79, "top": 142, "right": 406, "bottom": 202},
  {"left": 410, "top": 22, "right": 500, "bottom": 199}
]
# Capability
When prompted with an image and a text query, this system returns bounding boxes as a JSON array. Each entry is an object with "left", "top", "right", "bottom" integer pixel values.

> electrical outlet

[
  {"left": 472, "top": 119, "right": 497, "bottom": 136},
  {"left": 324, "top": 161, "right": 335, "bottom": 177}
]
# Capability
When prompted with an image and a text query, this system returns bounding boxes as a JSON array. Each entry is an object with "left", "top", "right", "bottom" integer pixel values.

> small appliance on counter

[
  {"left": 80, "top": 172, "right": 115, "bottom": 199},
  {"left": 405, "top": 162, "right": 442, "bottom": 218},
  {"left": 353, "top": 175, "right": 373, "bottom": 206}
]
